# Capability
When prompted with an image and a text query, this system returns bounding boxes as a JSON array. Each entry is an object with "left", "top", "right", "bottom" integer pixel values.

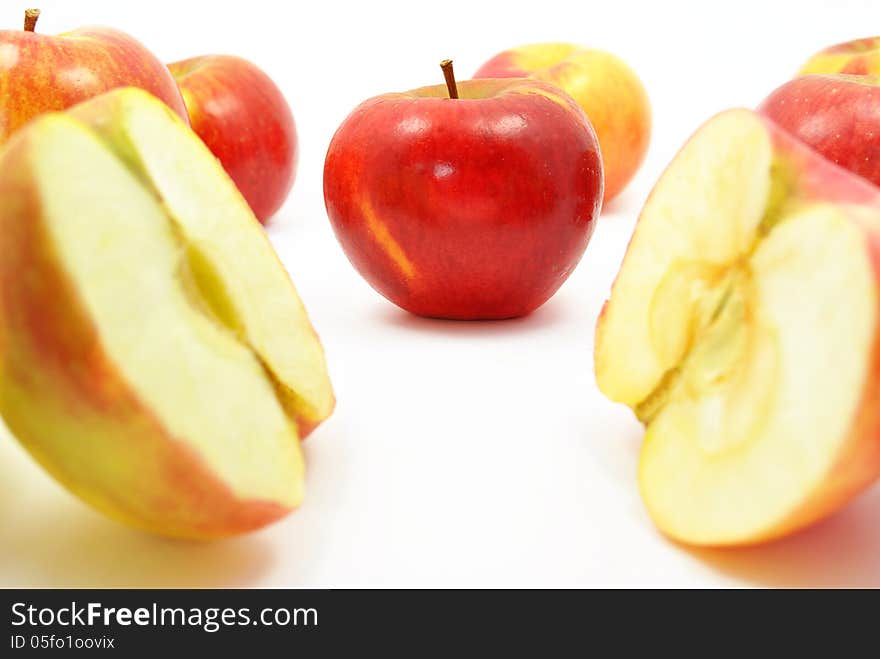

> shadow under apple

[
  {"left": 599, "top": 184, "right": 645, "bottom": 217},
  {"left": 0, "top": 432, "right": 280, "bottom": 588},
  {"left": 373, "top": 295, "right": 571, "bottom": 339},
  {"left": 687, "top": 483, "right": 880, "bottom": 588},
  {"left": 593, "top": 409, "right": 880, "bottom": 588}
]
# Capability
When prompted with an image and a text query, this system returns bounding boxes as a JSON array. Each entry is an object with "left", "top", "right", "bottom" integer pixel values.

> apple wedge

[
  {"left": 0, "top": 88, "right": 333, "bottom": 539},
  {"left": 595, "top": 109, "right": 880, "bottom": 546}
]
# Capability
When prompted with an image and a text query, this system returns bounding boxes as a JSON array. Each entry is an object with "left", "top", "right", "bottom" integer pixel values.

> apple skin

[
  {"left": 758, "top": 74, "right": 880, "bottom": 188},
  {"left": 0, "top": 23, "right": 187, "bottom": 143},
  {"left": 798, "top": 36, "right": 880, "bottom": 76},
  {"left": 323, "top": 78, "right": 603, "bottom": 320},
  {"left": 474, "top": 43, "right": 650, "bottom": 204},
  {"left": 169, "top": 55, "right": 298, "bottom": 224}
]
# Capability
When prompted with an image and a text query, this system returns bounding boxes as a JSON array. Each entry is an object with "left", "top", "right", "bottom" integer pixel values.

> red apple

[
  {"left": 758, "top": 74, "right": 880, "bottom": 188},
  {"left": 323, "top": 62, "right": 603, "bottom": 320},
  {"left": 169, "top": 55, "right": 298, "bottom": 224},
  {"left": 0, "top": 9, "right": 187, "bottom": 143}
]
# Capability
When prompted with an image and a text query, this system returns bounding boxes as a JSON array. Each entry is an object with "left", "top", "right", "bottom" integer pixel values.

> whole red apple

[
  {"left": 323, "top": 62, "right": 603, "bottom": 319},
  {"left": 758, "top": 74, "right": 880, "bottom": 187},
  {"left": 0, "top": 9, "right": 186, "bottom": 143},
  {"left": 169, "top": 55, "right": 298, "bottom": 224}
]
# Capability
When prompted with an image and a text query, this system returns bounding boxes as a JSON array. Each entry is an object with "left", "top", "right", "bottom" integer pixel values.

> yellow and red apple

[
  {"left": 0, "top": 9, "right": 187, "bottom": 143},
  {"left": 759, "top": 74, "right": 880, "bottom": 188},
  {"left": 595, "top": 108, "right": 880, "bottom": 546},
  {"left": 0, "top": 87, "right": 334, "bottom": 539},
  {"left": 475, "top": 43, "right": 650, "bottom": 203},
  {"left": 323, "top": 65, "right": 603, "bottom": 319},
  {"left": 169, "top": 55, "right": 298, "bottom": 224},
  {"left": 798, "top": 36, "right": 880, "bottom": 76}
]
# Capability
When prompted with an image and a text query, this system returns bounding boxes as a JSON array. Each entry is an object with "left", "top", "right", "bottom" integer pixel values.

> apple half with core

[
  {"left": 798, "top": 36, "right": 880, "bottom": 77},
  {"left": 0, "top": 9, "right": 187, "bottom": 144},
  {"left": 324, "top": 60, "right": 603, "bottom": 320},
  {"left": 475, "top": 43, "right": 651, "bottom": 203},
  {"left": 169, "top": 55, "right": 298, "bottom": 224},
  {"left": 759, "top": 74, "right": 880, "bottom": 188},
  {"left": 0, "top": 87, "right": 334, "bottom": 539},
  {"left": 595, "top": 109, "right": 880, "bottom": 546}
]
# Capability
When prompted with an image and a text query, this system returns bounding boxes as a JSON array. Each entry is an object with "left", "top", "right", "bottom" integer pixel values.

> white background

[{"left": 1, "top": 0, "right": 879, "bottom": 587}]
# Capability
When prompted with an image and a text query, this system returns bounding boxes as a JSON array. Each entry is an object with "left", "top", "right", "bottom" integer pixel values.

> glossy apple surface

[
  {"left": 324, "top": 78, "right": 603, "bottom": 319},
  {"left": 798, "top": 36, "right": 880, "bottom": 76},
  {"left": 595, "top": 108, "right": 880, "bottom": 546},
  {"left": 169, "top": 55, "right": 298, "bottom": 224},
  {"left": 759, "top": 74, "right": 880, "bottom": 188},
  {"left": 475, "top": 43, "right": 650, "bottom": 203},
  {"left": 0, "top": 10, "right": 186, "bottom": 143}
]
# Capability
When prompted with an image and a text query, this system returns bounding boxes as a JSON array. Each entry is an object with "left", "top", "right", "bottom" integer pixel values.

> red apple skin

[
  {"left": 758, "top": 74, "right": 880, "bottom": 188},
  {"left": 169, "top": 55, "right": 298, "bottom": 224},
  {"left": 0, "top": 25, "right": 187, "bottom": 142},
  {"left": 323, "top": 79, "right": 603, "bottom": 320}
]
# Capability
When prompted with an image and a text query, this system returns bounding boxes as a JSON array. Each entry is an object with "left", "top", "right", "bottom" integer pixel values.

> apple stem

[
  {"left": 24, "top": 8, "right": 40, "bottom": 32},
  {"left": 440, "top": 59, "right": 459, "bottom": 99}
]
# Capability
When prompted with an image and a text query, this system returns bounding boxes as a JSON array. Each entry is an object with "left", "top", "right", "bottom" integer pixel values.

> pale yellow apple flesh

[
  {"left": 67, "top": 89, "right": 333, "bottom": 436},
  {"left": 595, "top": 109, "right": 880, "bottom": 545},
  {"left": 0, "top": 88, "right": 333, "bottom": 538}
]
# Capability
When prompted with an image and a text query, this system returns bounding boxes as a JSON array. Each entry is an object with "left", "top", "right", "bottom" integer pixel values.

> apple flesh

[
  {"left": 0, "top": 88, "right": 334, "bottom": 539},
  {"left": 324, "top": 77, "right": 603, "bottom": 320},
  {"left": 474, "top": 43, "right": 650, "bottom": 203},
  {"left": 0, "top": 11, "right": 187, "bottom": 144},
  {"left": 169, "top": 55, "right": 298, "bottom": 224},
  {"left": 759, "top": 74, "right": 880, "bottom": 188},
  {"left": 594, "top": 108, "right": 880, "bottom": 546},
  {"left": 798, "top": 36, "right": 880, "bottom": 76}
]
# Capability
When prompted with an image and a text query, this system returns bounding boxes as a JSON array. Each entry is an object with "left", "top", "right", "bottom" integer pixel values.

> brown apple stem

[
  {"left": 24, "top": 8, "right": 40, "bottom": 32},
  {"left": 440, "top": 59, "right": 459, "bottom": 99}
]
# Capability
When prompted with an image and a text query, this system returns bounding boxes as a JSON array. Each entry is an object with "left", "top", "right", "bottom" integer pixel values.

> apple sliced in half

[
  {"left": 67, "top": 88, "right": 333, "bottom": 437},
  {"left": 595, "top": 109, "right": 880, "bottom": 546},
  {"left": 0, "top": 88, "right": 333, "bottom": 539}
]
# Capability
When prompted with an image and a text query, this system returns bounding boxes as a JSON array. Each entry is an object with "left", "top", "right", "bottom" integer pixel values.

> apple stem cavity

[
  {"left": 24, "top": 8, "right": 40, "bottom": 32},
  {"left": 440, "top": 59, "right": 459, "bottom": 99}
]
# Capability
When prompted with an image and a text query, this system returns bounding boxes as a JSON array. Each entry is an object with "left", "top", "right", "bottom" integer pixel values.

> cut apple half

[
  {"left": 595, "top": 109, "right": 880, "bottom": 546},
  {"left": 68, "top": 88, "right": 334, "bottom": 437},
  {"left": 0, "top": 88, "right": 333, "bottom": 539}
]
